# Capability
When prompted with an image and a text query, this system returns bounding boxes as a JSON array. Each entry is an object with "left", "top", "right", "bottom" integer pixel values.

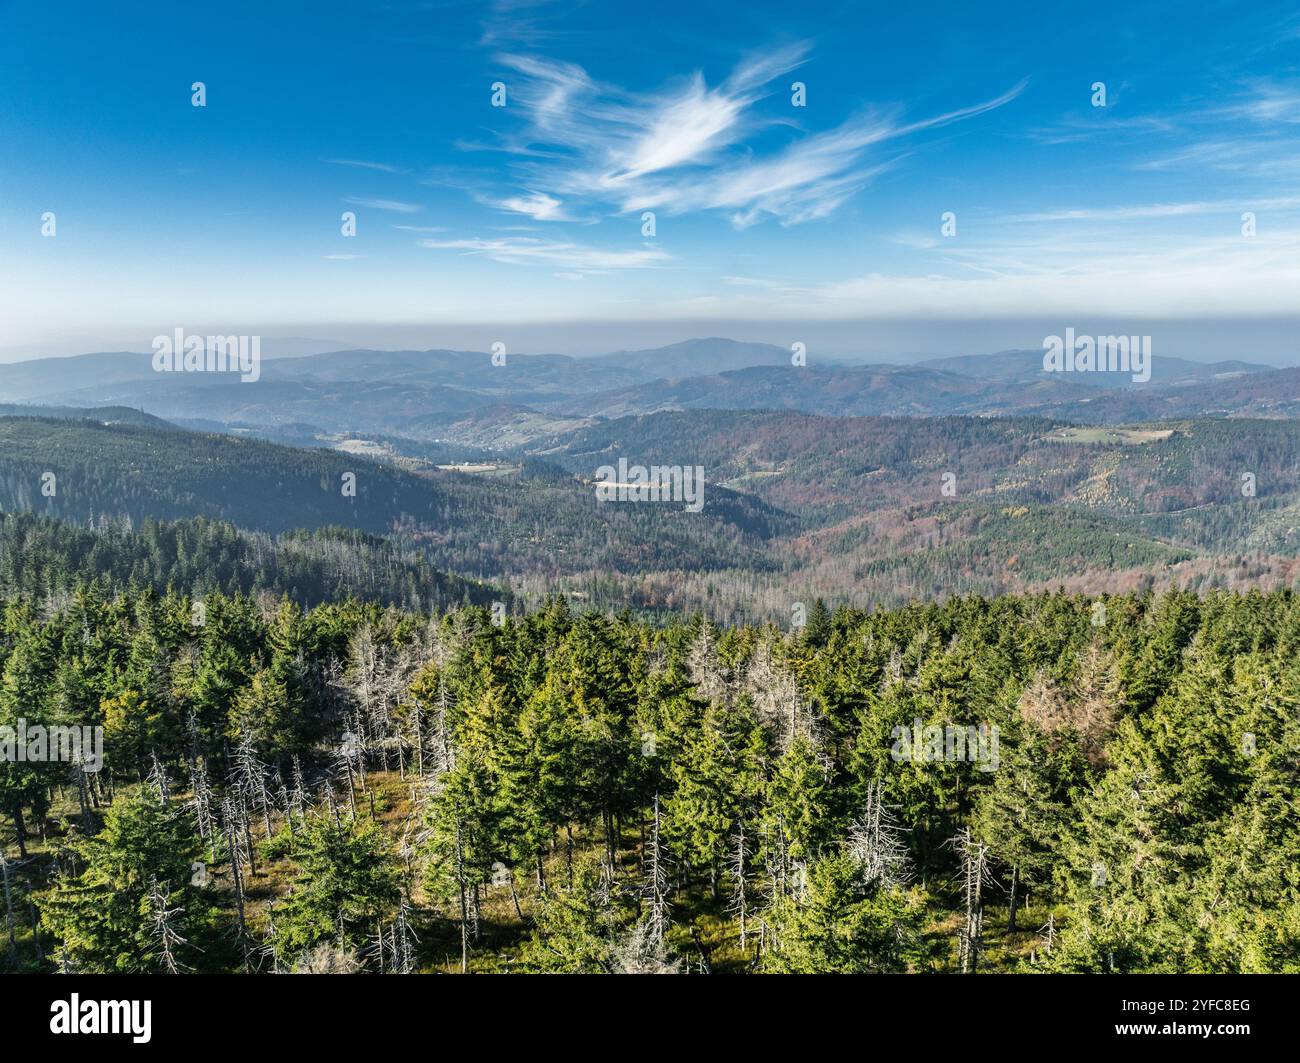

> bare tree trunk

[
  {"left": 603, "top": 806, "right": 616, "bottom": 877},
  {"left": 10, "top": 806, "right": 27, "bottom": 859},
  {"left": 413, "top": 701, "right": 425, "bottom": 776},
  {"left": 28, "top": 899, "right": 40, "bottom": 963},
  {"left": 454, "top": 815, "right": 469, "bottom": 974},
  {"left": 76, "top": 767, "right": 92, "bottom": 834},
  {"left": 0, "top": 852, "right": 15, "bottom": 964},
  {"left": 343, "top": 757, "right": 358, "bottom": 817},
  {"left": 955, "top": 828, "right": 989, "bottom": 974},
  {"left": 239, "top": 794, "right": 257, "bottom": 877},
  {"left": 224, "top": 808, "right": 252, "bottom": 971},
  {"left": 565, "top": 824, "right": 574, "bottom": 887},
  {"left": 731, "top": 822, "right": 748, "bottom": 954}
]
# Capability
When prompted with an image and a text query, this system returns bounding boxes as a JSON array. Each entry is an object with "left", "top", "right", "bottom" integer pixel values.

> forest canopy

[{"left": 3, "top": 579, "right": 1298, "bottom": 973}]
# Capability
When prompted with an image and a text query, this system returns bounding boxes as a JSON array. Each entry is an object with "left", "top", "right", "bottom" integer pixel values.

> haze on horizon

[{"left": 4, "top": 316, "right": 1300, "bottom": 369}]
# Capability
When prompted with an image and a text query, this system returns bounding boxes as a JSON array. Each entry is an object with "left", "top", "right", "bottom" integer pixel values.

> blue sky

[{"left": 3, "top": 0, "right": 1300, "bottom": 358}]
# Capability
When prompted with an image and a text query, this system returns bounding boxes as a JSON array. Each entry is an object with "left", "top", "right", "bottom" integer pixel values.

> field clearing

[
  {"left": 1044, "top": 426, "right": 1176, "bottom": 445},
  {"left": 436, "top": 462, "right": 510, "bottom": 474}
]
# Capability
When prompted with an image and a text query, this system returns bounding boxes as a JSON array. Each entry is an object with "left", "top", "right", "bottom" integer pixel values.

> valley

[{"left": 3, "top": 341, "right": 1298, "bottom": 623}]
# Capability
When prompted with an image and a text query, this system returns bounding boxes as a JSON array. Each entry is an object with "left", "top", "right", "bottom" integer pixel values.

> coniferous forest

[{"left": 4, "top": 575, "right": 1298, "bottom": 974}]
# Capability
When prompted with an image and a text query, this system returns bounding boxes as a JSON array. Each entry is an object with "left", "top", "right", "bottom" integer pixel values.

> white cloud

[
  {"left": 1005, "top": 196, "right": 1300, "bottom": 223},
  {"left": 699, "top": 223, "right": 1300, "bottom": 318},
  {"left": 797, "top": 260, "right": 1300, "bottom": 318},
  {"left": 604, "top": 72, "right": 752, "bottom": 183},
  {"left": 1031, "top": 81, "right": 1300, "bottom": 178},
  {"left": 417, "top": 235, "right": 670, "bottom": 269},
  {"left": 629, "top": 133, "right": 895, "bottom": 228},
  {"left": 474, "top": 45, "right": 1023, "bottom": 228},
  {"left": 345, "top": 197, "right": 423, "bottom": 213},
  {"left": 891, "top": 231, "right": 941, "bottom": 249},
  {"left": 1213, "top": 80, "right": 1300, "bottom": 124},
  {"left": 326, "top": 158, "right": 405, "bottom": 173},
  {"left": 491, "top": 190, "right": 568, "bottom": 220}
]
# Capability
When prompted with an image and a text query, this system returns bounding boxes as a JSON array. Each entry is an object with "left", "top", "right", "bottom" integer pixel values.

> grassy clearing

[{"left": 1044, "top": 426, "right": 1175, "bottom": 446}]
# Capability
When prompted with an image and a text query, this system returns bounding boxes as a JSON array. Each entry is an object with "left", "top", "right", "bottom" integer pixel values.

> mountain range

[{"left": 0, "top": 340, "right": 1288, "bottom": 451}]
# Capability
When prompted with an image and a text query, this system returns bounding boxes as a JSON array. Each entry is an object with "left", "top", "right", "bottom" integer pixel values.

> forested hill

[
  {"left": 0, "top": 415, "right": 456, "bottom": 536},
  {"left": 0, "top": 404, "right": 175, "bottom": 429},
  {"left": 0, "top": 512, "right": 504, "bottom": 612},
  {"left": 0, "top": 416, "right": 793, "bottom": 581},
  {"left": 4, "top": 585, "right": 1299, "bottom": 973}
]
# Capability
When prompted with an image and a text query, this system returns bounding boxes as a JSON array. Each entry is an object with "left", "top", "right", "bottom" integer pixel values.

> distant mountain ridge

[
  {"left": 920, "top": 349, "right": 1272, "bottom": 389},
  {"left": 588, "top": 337, "right": 799, "bottom": 377},
  {"left": 0, "top": 340, "right": 1295, "bottom": 440}
]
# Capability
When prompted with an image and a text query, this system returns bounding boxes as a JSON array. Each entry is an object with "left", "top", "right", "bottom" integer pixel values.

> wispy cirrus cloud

[
  {"left": 485, "top": 190, "right": 570, "bottom": 220},
  {"left": 469, "top": 44, "right": 1024, "bottom": 229},
  {"left": 1030, "top": 79, "right": 1300, "bottom": 178},
  {"left": 684, "top": 222, "right": 1300, "bottom": 318},
  {"left": 408, "top": 42, "right": 1022, "bottom": 278},
  {"left": 1211, "top": 79, "right": 1300, "bottom": 123},
  {"left": 478, "top": 0, "right": 570, "bottom": 48},
  {"left": 1025, "top": 113, "right": 1178, "bottom": 145},
  {"left": 326, "top": 158, "right": 407, "bottom": 173},
  {"left": 416, "top": 235, "right": 669, "bottom": 269},
  {"left": 1004, "top": 195, "right": 1300, "bottom": 223},
  {"left": 344, "top": 196, "right": 423, "bottom": 213}
]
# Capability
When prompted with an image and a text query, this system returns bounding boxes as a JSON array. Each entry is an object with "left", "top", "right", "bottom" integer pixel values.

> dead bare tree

[
  {"left": 726, "top": 820, "right": 750, "bottom": 954},
  {"left": 687, "top": 623, "right": 730, "bottom": 706},
  {"left": 221, "top": 797, "right": 253, "bottom": 971},
  {"left": 147, "top": 751, "right": 170, "bottom": 802},
  {"left": 744, "top": 632, "right": 826, "bottom": 756},
  {"left": 609, "top": 920, "right": 681, "bottom": 974},
  {"left": 392, "top": 898, "right": 418, "bottom": 974},
  {"left": 949, "top": 828, "right": 992, "bottom": 973},
  {"left": 847, "top": 780, "right": 912, "bottom": 890},
  {"left": 231, "top": 734, "right": 273, "bottom": 840},
  {"left": 289, "top": 755, "right": 308, "bottom": 828},
  {"left": 335, "top": 723, "right": 365, "bottom": 816},
  {"left": 642, "top": 793, "right": 670, "bottom": 950},
  {"left": 188, "top": 757, "right": 216, "bottom": 860},
  {"left": 147, "top": 878, "right": 191, "bottom": 973}
]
